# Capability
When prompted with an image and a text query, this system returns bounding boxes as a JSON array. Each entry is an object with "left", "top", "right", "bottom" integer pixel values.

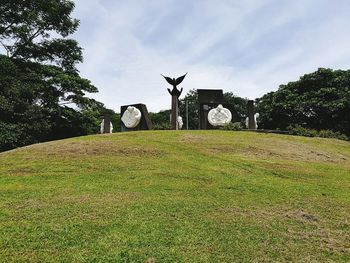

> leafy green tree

[
  {"left": 256, "top": 68, "right": 350, "bottom": 136},
  {"left": 149, "top": 110, "right": 171, "bottom": 130},
  {"left": 223, "top": 91, "right": 248, "bottom": 124},
  {"left": 0, "top": 0, "right": 105, "bottom": 151},
  {"left": 0, "top": 0, "right": 80, "bottom": 71},
  {"left": 179, "top": 89, "right": 199, "bottom": 129}
]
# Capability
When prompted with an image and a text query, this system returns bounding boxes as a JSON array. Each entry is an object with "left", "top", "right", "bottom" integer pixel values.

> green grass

[{"left": 0, "top": 131, "right": 350, "bottom": 262}]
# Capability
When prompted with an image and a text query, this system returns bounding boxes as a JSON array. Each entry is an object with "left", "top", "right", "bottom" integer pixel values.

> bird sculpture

[
  {"left": 161, "top": 73, "right": 187, "bottom": 97},
  {"left": 161, "top": 73, "right": 187, "bottom": 130}
]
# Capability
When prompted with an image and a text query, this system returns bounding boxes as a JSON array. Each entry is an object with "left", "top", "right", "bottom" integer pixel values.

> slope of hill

[{"left": 0, "top": 131, "right": 349, "bottom": 262}]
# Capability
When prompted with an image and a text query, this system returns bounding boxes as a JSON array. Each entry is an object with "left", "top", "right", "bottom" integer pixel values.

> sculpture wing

[
  {"left": 161, "top": 74, "right": 175, "bottom": 85},
  {"left": 175, "top": 73, "right": 187, "bottom": 85}
]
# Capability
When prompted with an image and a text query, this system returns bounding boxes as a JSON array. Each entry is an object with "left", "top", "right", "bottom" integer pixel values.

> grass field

[{"left": 0, "top": 131, "right": 349, "bottom": 262}]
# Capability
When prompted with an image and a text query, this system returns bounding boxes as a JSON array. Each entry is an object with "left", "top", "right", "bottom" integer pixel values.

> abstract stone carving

[
  {"left": 208, "top": 104, "right": 232, "bottom": 126},
  {"left": 121, "top": 106, "right": 142, "bottom": 128}
]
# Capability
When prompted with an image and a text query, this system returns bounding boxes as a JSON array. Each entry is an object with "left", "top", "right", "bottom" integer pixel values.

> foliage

[
  {"left": 152, "top": 123, "right": 171, "bottom": 130},
  {"left": 0, "top": 131, "right": 349, "bottom": 261},
  {"left": 223, "top": 92, "right": 248, "bottom": 119},
  {"left": 256, "top": 68, "right": 350, "bottom": 136},
  {"left": 149, "top": 110, "right": 171, "bottom": 130},
  {"left": 179, "top": 89, "right": 199, "bottom": 129},
  {"left": 220, "top": 122, "right": 242, "bottom": 131},
  {"left": 111, "top": 113, "right": 121, "bottom": 132},
  {"left": 0, "top": 1, "right": 108, "bottom": 151},
  {"left": 287, "top": 125, "right": 348, "bottom": 140},
  {"left": 0, "top": 0, "right": 80, "bottom": 71}
]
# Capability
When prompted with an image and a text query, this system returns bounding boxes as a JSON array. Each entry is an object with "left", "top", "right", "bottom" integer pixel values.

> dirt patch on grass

[
  {"left": 206, "top": 138, "right": 348, "bottom": 164},
  {"left": 4, "top": 167, "right": 36, "bottom": 176},
  {"left": 29, "top": 141, "right": 162, "bottom": 158},
  {"left": 12, "top": 192, "right": 142, "bottom": 211},
  {"left": 209, "top": 206, "right": 350, "bottom": 254},
  {"left": 178, "top": 134, "right": 209, "bottom": 143},
  {"left": 58, "top": 192, "right": 142, "bottom": 206}
]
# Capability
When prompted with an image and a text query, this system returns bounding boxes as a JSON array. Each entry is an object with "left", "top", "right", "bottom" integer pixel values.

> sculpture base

[{"left": 120, "top": 103, "right": 152, "bottom": 132}]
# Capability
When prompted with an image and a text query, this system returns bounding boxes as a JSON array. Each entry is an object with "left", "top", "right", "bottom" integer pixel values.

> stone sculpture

[
  {"left": 245, "top": 113, "right": 259, "bottom": 129},
  {"left": 208, "top": 104, "right": 232, "bottom": 126},
  {"left": 121, "top": 106, "right": 142, "bottom": 128},
  {"left": 100, "top": 119, "right": 113, "bottom": 134},
  {"left": 161, "top": 73, "right": 187, "bottom": 130},
  {"left": 177, "top": 116, "right": 183, "bottom": 129}
]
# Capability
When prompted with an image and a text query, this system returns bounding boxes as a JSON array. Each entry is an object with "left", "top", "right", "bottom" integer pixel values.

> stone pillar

[
  {"left": 171, "top": 95, "right": 178, "bottom": 130},
  {"left": 103, "top": 115, "right": 111, "bottom": 133},
  {"left": 247, "top": 100, "right": 256, "bottom": 130}
]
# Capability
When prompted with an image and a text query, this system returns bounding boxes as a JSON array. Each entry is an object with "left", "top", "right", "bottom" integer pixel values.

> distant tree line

[{"left": 256, "top": 68, "right": 350, "bottom": 137}]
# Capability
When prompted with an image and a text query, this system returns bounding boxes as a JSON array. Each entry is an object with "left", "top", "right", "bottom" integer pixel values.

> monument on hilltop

[
  {"left": 198, "top": 89, "right": 240, "bottom": 129},
  {"left": 161, "top": 73, "right": 187, "bottom": 130},
  {"left": 120, "top": 103, "right": 152, "bottom": 132}
]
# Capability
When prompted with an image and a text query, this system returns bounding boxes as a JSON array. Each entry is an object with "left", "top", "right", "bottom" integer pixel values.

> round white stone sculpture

[
  {"left": 121, "top": 106, "right": 142, "bottom": 128},
  {"left": 208, "top": 104, "right": 232, "bottom": 127}
]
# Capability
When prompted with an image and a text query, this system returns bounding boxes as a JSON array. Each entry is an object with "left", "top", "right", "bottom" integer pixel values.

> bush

[
  {"left": 318, "top": 130, "right": 348, "bottom": 140},
  {"left": 287, "top": 125, "right": 348, "bottom": 140},
  {"left": 220, "top": 122, "right": 242, "bottom": 131},
  {"left": 152, "top": 123, "right": 171, "bottom": 130}
]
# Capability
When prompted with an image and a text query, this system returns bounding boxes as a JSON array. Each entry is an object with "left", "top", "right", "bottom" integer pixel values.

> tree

[
  {"left": 149, "top": 110, "right": 171, "bottom": 130},
  {"left": 179, "top": 89, "right": 199, "bottom": 129},
  {"left": 0, "top": 0, "right": 81, "bottom": 71},
  {"left": 0, "top": 1, "right": 105, "bottom": 151},
  {"left": 223, "top": 92, "right": 248, "bottom": 123},
  {"left": 256, "top": 68, "right": 350, "bottom": 136}
]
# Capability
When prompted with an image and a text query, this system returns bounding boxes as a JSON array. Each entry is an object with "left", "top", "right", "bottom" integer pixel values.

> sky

[{"left": 66, "top": 1, "right": 350, "bottom": 112}]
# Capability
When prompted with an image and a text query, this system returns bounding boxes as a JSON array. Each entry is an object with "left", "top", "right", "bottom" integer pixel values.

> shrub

[
  {"left": 318, "top": 130, "right": 348, "bottom": 140},
  {"left": 287, "top": 125, "right": 348, "bottom": 140},
  {"left": 220, "top": 122, "right": 242, "bottom": 131},
  {"left": 152, "top": 123, "right": 171, "bottom": 130}
]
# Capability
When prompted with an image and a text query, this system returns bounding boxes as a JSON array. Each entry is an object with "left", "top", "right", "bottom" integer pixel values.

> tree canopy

[
  {"left": 0, "top": 0, "right": 106, "bottom": 151},
  {"left": 256, "top": 68, "right": 350, "bottom": 136}
]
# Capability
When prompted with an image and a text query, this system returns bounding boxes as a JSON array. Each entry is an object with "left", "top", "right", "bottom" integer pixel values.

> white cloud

[{"left": 72, "top": 0, "right": 350, "bottom": 112}]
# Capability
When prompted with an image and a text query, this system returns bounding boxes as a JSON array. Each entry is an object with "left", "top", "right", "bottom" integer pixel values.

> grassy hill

[{"left": 0, "top": 131, "right": 349, "bottom": 262}]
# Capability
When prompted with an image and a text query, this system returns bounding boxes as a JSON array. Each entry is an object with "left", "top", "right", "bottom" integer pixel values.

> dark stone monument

[
  {"left": 120, "top": 103, "right": 152, "bottom": 132},
  {"left": 198, "top": 89, "right": 240, "bottom": 129},
  {"left": 247, "top": 100, "right": 256, "bottom": 129},
  {"left": 102, "top": 115, "right": 112, "bottom": 133},
  {"left": 161, "top": 73, "right": 187, "bottom": 130}
]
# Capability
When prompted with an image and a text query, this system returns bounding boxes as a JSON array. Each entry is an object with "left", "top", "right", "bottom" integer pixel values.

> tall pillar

[
  {"left": 103, "top": 115, "right": 111, "bottom": 133},
  {"left": 171, "top": 95, "right": 178, "bottom": 130},
  {"left": 247, "top": 100, "right": 256, "bottom": 130}
]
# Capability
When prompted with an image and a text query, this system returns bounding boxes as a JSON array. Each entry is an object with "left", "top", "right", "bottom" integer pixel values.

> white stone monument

[
  {"left": 177, "top": 116, "right": 183, "bottom": 129},
  {"left": 121, "top": 106, "right": 142, "bottom": 128},
  {"left": 208, "top": 104, "right": 232, "bottom": 127}
]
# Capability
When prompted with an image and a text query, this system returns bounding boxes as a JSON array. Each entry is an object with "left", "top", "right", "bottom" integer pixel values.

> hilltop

[{"left": 0, "top": 131, "right": 349, "bottom": 262}]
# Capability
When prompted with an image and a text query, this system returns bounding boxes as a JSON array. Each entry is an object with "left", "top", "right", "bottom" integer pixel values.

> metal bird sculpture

[{"left": 161, "top": 73, "right": 187, "bottom": 97}]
